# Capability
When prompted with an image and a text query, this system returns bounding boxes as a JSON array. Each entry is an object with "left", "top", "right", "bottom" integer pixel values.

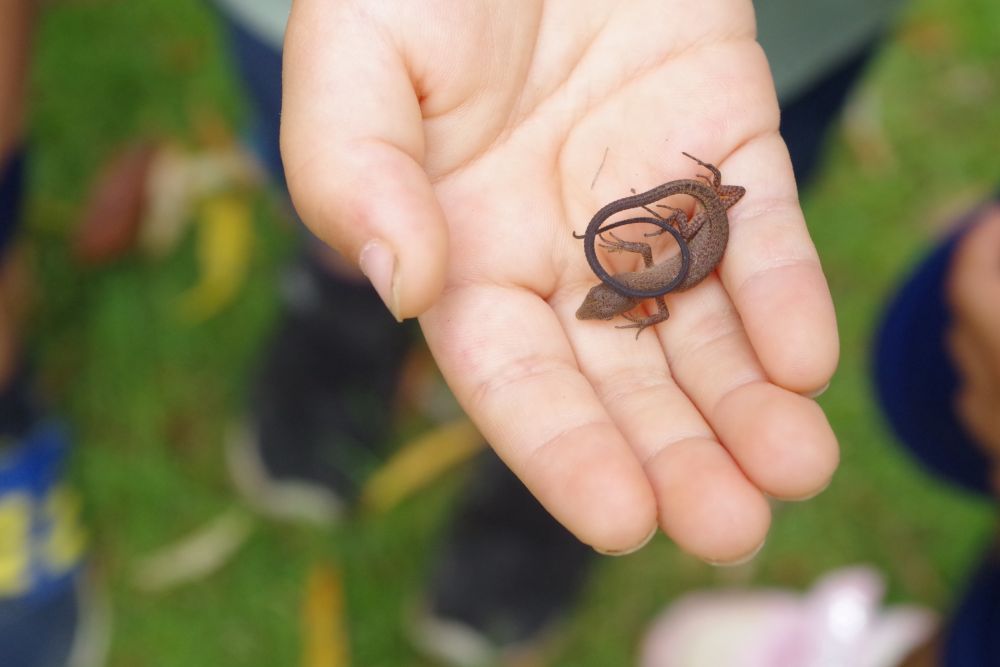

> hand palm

[{"left": 283, "top": 0, "right": 839, "bottom": 560}]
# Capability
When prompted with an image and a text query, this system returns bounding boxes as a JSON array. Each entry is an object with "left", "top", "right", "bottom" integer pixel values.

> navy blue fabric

[
  {"left": 779, "top": 43, "right": 878, "bottom": 186},
  {"left": 0, "top": 580, "right": 78, "bottom": 667},
  {"left": 0, "top": 423, "right": 83, "bottom": 667},
  {"left": 871, "top": 196, "right": 1000, "bottom": 665},
  {"left": 945, "top": 549, "right": 1000, "bottom": 666},
  {"left": 217, "top": 13, "right": 286, "bottom": 191},
  {"left": 0, "top": 424, "right": 81, "bottom": 603},
  {"left": 0, "top": 150, "right": 26, "bottom": 261},
  {"left": 872, "top": 221, "right": 992, "bottom": 495},
  {"left": 0, "top": 361, "right": 41, "bottom": 440}
]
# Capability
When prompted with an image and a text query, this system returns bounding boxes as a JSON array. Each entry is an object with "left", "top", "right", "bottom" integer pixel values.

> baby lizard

[{"left": 573, "top": 152, "right": 746, "bottom": 335}]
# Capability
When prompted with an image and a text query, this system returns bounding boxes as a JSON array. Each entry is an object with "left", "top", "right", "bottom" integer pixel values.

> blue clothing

[
  {"left": 0, "top": 150, "right": 26, "bottom": 261},
  {"left": 947, "top": 548, "right": 1000, "bottom": 667},
  {"left": 872, "top": 196, "right": 1000, "bottom": 666},
  {"left": 219, "top": 12, "right": 286, "bottom": 192},
  {"left": 0, "top": 424, "right": 86, "bottom": 667},
  {"left": 873, "top": 218, "right": 993, "bottom": 494}
]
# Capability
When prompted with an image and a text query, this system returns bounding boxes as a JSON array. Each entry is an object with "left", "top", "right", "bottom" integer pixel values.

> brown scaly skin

[{"left": 575, "top": 153, "right": 745, "bottom": 336}]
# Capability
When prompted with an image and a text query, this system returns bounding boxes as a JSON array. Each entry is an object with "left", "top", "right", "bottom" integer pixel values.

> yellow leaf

[
  {"left": 360, "top": 419, "right": 483, "bottom": 514},
  {"left": 175, "top": 192, "right": 253, "bottom": 322},
  {"left": 302, "top": 563, "right": 350, "bottom": 667}
]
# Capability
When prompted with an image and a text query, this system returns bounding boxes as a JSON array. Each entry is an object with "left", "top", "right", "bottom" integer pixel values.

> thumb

[{"left": 280, "top": 0, "right": 448, "bottom": 320}]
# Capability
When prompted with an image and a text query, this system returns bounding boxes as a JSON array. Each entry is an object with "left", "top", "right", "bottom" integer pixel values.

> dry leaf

[
  {"left": 131, "top": 508, "right": 254, "bottom": 592},
  {"left": 73, "top": 141, "right": 156, "bottom": 265},
  {"left": 360, "top": 419, "right": 483, "bottom": 514},
  {"left": 302, "top": 563, "right": 350, "bottom": 667},
  {"left": 141, "top": 145, "right": 198, "bottom": 256},
  {"left": 841, "top": 87, "right": 896, "bottom": 172},
  {"left": 175, "top": 192, "right": 254, "bottom": 322},
  {"left": 141, "top": 143, "right": 263, "bottom": 257}
]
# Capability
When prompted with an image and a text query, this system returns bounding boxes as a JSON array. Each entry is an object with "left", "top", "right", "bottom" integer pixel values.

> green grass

[{"left": 22, "top": 0, "right": 1000, "bottom": 664}]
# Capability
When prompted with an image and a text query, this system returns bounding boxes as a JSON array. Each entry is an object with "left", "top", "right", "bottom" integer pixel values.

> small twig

[{"left": 590, "top": 147, "right": 610, "bottom": 190}]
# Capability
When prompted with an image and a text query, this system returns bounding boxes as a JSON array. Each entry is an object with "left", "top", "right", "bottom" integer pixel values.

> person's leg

[
  {"left": 0, "top": 0, "right": 35, "bottom": 379},
  {"left": 875, "top": 200, "right": 1000, "bottom": 666},
  {"left": 941, "top": 541, "right": 1000, "bottom": 666},
  {"left": 0, "top": 152, "right": 28, "bottom": 385},
  {"left": 412, "top": 451, "right": 593, "bottom": 665},
  {"left": 873, "top": 212, "right": 995, "bottom": 495},
  {"left": 0, "top": 0, "right": 33, "bottom": 156},
  {"left": 1, "top": 5, "right": 106, "bottom": 666}
]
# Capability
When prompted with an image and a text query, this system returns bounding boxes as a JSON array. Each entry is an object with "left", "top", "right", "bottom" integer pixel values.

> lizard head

[{"left": 576, "top": 283, "right": 638, "bottom": 321}]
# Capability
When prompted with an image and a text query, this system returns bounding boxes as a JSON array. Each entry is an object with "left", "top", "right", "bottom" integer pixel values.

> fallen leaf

[
  {"left": 175, "top": 192, "right": 254, "bottom": 322},
  {"left": 131, "top": 508, "right": 254, "bottom": 592},
  {"left": 141, "top": 143, "right": 264, "bottom": 257},
  {"left": 302, "top": 563, "right": 350, "bottom": 667},
  {"left": 73, "top": 141, "right": 157, "bottom": 266},
  {"left": 360, "top": 419, "right": 483, "bottom": 514},
  {"left": 896, "top": 14, "right": 956, "bottom": 55},
  {"left": 141, "top": 144, "right": 199, "bottom": 257},
  {"left": 841, "top": 87, "right": 896, "bottom": 172}
]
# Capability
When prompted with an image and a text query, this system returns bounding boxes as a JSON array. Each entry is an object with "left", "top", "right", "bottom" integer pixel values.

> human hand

[
  {"left": 947, "top": 206, "right": 1000, "bottom": 489},
  {"left": 281, "top": 0, "right": 839, "bottom": 561}
]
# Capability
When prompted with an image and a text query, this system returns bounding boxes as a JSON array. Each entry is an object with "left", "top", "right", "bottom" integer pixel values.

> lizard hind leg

[
  {"left": 598, "top": 231, "right": 655, "bottom": 267},
  {"left": 615, "top": 296, "right": 669, "bottom": 338},
  {"left": 655, "top": 202, "right": 707, "bottom": 239},
  {"left": 628, "top": 188, "right": 687, "bottom": 238},
  {"left": 631, "top": 188, "right": 680, "bottom": 224},
  {"left": 646, "top": 204, "right": 689, "bottom": 237},
  {"left": 694, "top": 173, "right": 715, "bottom": 187},
  {"left": 681, "top": 152, "right": 722, "bottom": 187}
]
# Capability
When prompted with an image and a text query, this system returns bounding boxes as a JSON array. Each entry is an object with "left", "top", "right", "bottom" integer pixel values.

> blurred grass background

[{"left": 21, "top": 0, "right": 1000, "bottom": 664}]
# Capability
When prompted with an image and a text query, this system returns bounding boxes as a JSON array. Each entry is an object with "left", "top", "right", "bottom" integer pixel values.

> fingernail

[
  {"left": 359, "top": 239, "right": 402, "bottom": 321},
  {"left": 781, "top": 476, "right": 833, "bottom": 502},
  {"left": 705, "top": 538, "right": 766, "bottom": 567},
  {"left": 594, "top": 525, "right": 658, "bottom": 557},
  {"left": 806, "top": 382, "right": 831, "bottom": 399}
]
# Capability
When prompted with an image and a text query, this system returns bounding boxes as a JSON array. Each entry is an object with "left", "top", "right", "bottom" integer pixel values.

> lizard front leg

[
  {"left": 598, "top": 231, "right": 655, "bottom": 266},
  {"left": 598, "top": 232, "right": 671, "bottom": 337},
  {"left": 615, "top": 296, "right": 669, "bottom": 338},
  {"left": 646, "top": 204, "right": 705, "bottom": 240}
]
